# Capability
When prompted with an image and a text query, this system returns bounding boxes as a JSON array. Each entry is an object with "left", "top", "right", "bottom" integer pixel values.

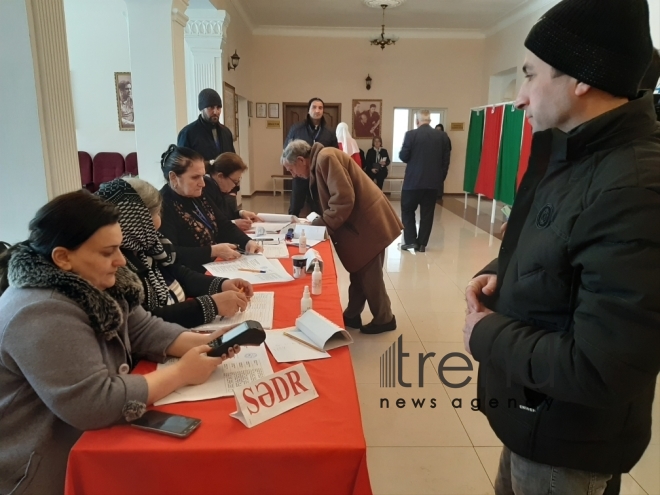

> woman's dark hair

[
  {"left": 160, "top": 144, "right": 204, "bottom": 181},
  {"left": 372, "top": 136, "right": 382, "bottom": 147},
  {"left": 0, "top": 191, "right": 119, "bottom": 294},
  {"left": 207, "top": 152, "right": 248, "bottom": 176}
]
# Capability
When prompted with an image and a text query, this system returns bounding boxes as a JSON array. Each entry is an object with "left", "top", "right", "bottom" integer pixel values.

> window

[{"left": 391, "top": 108, "right": 447, "bottom": 163}]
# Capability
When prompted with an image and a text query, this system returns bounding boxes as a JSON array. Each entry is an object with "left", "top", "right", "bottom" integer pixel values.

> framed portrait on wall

[
  {"left": 114, "top": 72, "right": 134, "bottom": 131},
  {"left": 256, "top": 102, "right": 267, "bottom": 118},
  {"left": 352, "top": 99, "right": 382, "bottom": 139},
  {"left": 268, "top": 103, "right": 279, "bottom": 119},
  {"left": 223, "top": 82, "right": 237, "bottom": 141}
]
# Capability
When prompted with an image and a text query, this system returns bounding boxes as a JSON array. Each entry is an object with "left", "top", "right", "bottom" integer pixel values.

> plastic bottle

[
  {"left": 299, "top": 229, "right": 307, "bottom": 254},
  {"left": 301, "top": 286, "right": 313, "bottom": 315},
  {"left": 311, "top": 261, "right": 322, "bottom": 295}
]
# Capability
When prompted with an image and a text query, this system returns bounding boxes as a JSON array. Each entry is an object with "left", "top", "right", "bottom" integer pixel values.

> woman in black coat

[
  {"left": 158, "top": 145, "right": 262, "bottom": 273},
  {"left": 97, "top": 178, "right": 253, "bottom": 328},
  {"left": 365, "top": 137, "right": 391, "bottom": 190}
]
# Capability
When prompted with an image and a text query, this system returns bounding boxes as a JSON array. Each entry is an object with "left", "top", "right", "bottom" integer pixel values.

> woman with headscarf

[
  {"left": 365, "top": 136, "right": 391, "bottom": 190},
  {"left": 98, "top": 178, "right": 252, "bottom": 328},
  {"left": 335, "top": 122, "right": 362, "bottom": 167}
]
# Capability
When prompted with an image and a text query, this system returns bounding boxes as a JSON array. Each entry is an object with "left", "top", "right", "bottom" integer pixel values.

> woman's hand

[
  {"left": 211, "top": 291, "right": 248, "bottom": 316},
  {"left": 233, "top": 219, "right": 253, "bottom": 231},
  {"left": 211, "top": 243, "right": 241, "bottom": 260},
  {"left": 221, "top": 278, "right": 254, "bottom": 297},
  {"left": 245, "top": 240, "right": 263, "bottom": 254},
  {"left": 173, "top": 345, "right": 226, "bottom": 386},
  {"left": 241, "top": 210, "right": 263, "bottom": 222}
]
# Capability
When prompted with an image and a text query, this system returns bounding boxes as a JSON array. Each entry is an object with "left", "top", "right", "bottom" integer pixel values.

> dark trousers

[
  {"left": 367, "top": 167, "right": 388, "bottom": 190},
  {"left": 288, "top": 177, "right": 309, "bottom": 216},
  {"left": 401, "top": 189, "right": 438, "bottom": 246},
  {"left": 343, "top": 250, "right": 393, "bottom": 325}
]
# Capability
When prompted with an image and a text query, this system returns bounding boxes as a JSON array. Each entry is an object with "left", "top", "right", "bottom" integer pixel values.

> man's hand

[
  {"left": 463, "top": 309, "right": 493, "bottom": 355},
  {"left": 465, "top": 274, "right": 497, "bottom": 314}
]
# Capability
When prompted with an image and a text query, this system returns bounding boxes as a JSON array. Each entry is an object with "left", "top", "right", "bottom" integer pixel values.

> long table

[{"left": 64, "top": 241, "right": 372, "bottom": 495}]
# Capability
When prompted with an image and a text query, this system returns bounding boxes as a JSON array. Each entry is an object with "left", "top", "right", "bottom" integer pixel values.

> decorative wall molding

[
  {"left": 171, "top": 0, "right": 190, "bottom": 27},
  {"left": 483, "top": 0, "right": 560, "bottom": 37},
  {"left": 252, "top": 26, "right": 485, "bottom": 40},
  {"left": 185, "top": 19, "right": 224, "bottom": 36}
]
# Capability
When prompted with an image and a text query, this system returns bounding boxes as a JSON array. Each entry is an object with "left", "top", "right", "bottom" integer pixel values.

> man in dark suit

[
  {"left": 178, "top": 88, "right": 235, "bottom": 165},
  {"left": 398, "top": 110, "right": 451, "bottom": 252}
]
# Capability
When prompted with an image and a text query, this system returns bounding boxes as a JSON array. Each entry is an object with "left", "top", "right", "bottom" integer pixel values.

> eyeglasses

[{"left": 226, "top": 176, "right": 241, "bottom": 186}]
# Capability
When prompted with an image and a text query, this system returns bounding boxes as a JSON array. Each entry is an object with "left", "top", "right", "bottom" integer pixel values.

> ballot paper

[
  {"left": 265, "top": 329, "right": 330, "bottom": 363},
  {"left": 257, "top": 213, "right": 298, "bottom": 223},
  {"left": 293, "top": 224, "right": 326, "bottom": 241},
  {"left": 193, "top": 292, "right": 274, "bottom": 332},
  {"left": 204, "top": 255, "right": 294, "bottom": 285},
  {"left": 154, "top": 344, "right": 274, "bottom": 405},
  {"left": 262, "top": 243, "right": 290, "bottom": 259}
]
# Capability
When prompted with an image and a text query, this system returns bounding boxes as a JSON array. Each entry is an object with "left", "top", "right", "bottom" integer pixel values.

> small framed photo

[
  {"left": 256, "top": 102, "right": 267, "bottom": 118},
  {"left": 268, "top": 103, "right": 279, "bottom": 119},
  {"left": 352, "top": 99, "right": 382, "bottom": 139},
  {"left": 114, "top": 72, "right": 134, "bottom": 131}
]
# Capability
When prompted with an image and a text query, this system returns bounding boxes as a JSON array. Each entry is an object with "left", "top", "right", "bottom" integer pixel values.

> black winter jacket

[
  {"left": 177, "top": 116, "right": 235, "bottom": 161},
  {"left": 285, "top": 116, "right": 338, "bottom": 148},
  {"left": 471, "top": 93, "right": 660, "bottom": 473}
]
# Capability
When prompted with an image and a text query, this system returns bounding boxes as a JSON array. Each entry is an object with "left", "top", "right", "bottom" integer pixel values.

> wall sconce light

[
  {"left": 366, "top": 74, "right": 372, "bottom": 90},
  {"left": 228, "top": 50, "right": 240, "bottom": 71}
]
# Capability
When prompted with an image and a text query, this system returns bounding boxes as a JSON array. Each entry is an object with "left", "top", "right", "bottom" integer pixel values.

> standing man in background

[
  {"left": 399, "top": 110, "right": 451, "bottom": 252},
  {"left": 178, "top": 88, "right": 235, "bottom": 165},
  {"left": 284, "top": 98, "right": 338, "bottom": 217}
]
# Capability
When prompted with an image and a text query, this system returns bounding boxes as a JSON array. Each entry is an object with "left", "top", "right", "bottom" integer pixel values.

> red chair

[
  {"left": 125, "top": 152, "right": 138, "bottom": 176},
  {"left": 92, "top": 152, "right": 125, "bottom": 188},
  {"left": 78, "top": 151, "right": 95, "bottom": 192}
]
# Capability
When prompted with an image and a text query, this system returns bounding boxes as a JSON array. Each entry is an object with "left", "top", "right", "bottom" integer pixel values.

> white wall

[
  {"left": 0, "top": 0, "right": 49, "bottom": 243},
  {"left": 64, "top": 0, "right": 136, "bottom": 156}
]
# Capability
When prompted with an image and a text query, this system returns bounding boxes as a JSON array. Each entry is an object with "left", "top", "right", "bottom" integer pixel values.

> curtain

[
  {"left": 516, "top": 117, "right": 533, "bottom": 189},
  {"left": 494, "top": 105, "right": 525, "bottom": 205},
  {"left": 474, "top": 105, "right": 504, "bottom": 199},
  {"left": 463, "top": 110, "right": 485, "bottom": 194}
]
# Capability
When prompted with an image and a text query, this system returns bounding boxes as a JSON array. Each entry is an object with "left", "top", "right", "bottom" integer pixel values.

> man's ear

[
  {"left": 575, "top": 81, "right": 592, "bottom": 97},
  {"left": 51, "top": 247, "right": 72, "bottom": 271}
]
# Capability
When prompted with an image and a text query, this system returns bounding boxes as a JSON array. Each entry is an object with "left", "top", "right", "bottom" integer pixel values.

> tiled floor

[{"left": 242, "top": 193, "right": 660, "bottom": 495}]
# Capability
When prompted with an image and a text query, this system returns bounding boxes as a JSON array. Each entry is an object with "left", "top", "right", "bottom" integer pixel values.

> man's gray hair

[
  {"left": 281, "top": 139, "right": 312, "bottom": 165},
  {"left": 416, "top": 109, "right": 431, "bottom": 123}
]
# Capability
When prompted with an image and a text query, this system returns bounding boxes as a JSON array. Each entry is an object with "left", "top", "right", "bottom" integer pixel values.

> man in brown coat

[{"left": 282, "top": 140, "right": 403, "bottom": 334}]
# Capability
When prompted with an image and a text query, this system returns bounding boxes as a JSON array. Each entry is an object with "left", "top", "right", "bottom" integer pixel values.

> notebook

[{"left": 284, "top": 310, "right": 353, "bottom": 352}]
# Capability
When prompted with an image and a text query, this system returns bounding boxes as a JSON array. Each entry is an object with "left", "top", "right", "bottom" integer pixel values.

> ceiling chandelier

[{"left": 370, "top": 4, "right": 398, "bottom": 50}]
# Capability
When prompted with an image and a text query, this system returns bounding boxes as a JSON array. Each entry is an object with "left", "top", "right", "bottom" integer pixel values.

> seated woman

[
  {"left": 97, "top": 177, "right": 253, "bottom": 328},
  {"left": 205, "top": 152, "right": 263, "bottom": 232},
  {"left": 0, "top": 191, "right": 239, "bottom": 495},
  {"left": 335, "top": 122, "right": 362, "bottom": 167},
  {"left": 365, "top": 137, "right": 391, "bottom": 190},
  {"left": 159, "top": 145, "right": 262, "bottom": 273}
]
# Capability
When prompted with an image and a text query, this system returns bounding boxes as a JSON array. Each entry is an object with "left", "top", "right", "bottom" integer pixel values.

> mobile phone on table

[
  {"left": 130, "top": 410, "right": 201, "bottom": 438},
  {"left": 206, "top": 320, "right": 266, "bottom": 357}
]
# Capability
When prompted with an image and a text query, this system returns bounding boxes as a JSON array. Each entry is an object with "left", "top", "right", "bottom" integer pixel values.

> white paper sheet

[
  {"left": 294, "top": 224, "right": 326, "bottom": 241},
  {"left": 204, "top": 256, "right": 294, "bottom": 285},
  {"left": 193, "top": 292, "right": 274, "bottom": 332},
  {"left": 265, "top": 329, "right": 330, "bottom": 363},
  {"left": 262, "top": 243, "right": 290, "bottom": 259},
  {"left": 249, "top": 222, "right": 291, "bottom": 233},
  {"left": 154, "top": 344, "right": 274, "bottom": 405},
  {"left": 257, "top": 213, "right": 297, "bottom": 223}
]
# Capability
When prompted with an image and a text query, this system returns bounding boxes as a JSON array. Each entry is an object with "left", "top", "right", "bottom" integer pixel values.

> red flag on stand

[
  {"left": 516, "top": 117, "right": 533, "bottom": 189},
  {"left": 474, "top": 105, "right": 504, "bottom": 199}
]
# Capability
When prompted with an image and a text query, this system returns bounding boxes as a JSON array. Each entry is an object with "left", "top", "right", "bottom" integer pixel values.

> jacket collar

[
  {"left": 306, "top": 115, "right": 326, "bottom": 130},
  {"left": 198, "top": 114, "right": 222, "bottom": 131},
  {"left": 8, "top": 244, "right": 143, "bottom": 338},
  {"left": 548, "top": 91, "right": 658, "bottom": 162}
]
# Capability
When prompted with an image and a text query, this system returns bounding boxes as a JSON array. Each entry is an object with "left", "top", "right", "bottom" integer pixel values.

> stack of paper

[
  {"left": 193, "top": 292, "right": 275, "bottom": 332},
  {"left": 154, "top": 344, "right": 274, "bottom": 405},
  {"left": 262, "top": 243, "right": 290, "bottom": 259},
  {"left": 204, "top": 255, "right": 293, "bottom": 285},
  {"left": 249, "top": 222, "right": 291, "bottom": 233},
  {"left": 285, "top": 310, "right": 353, "bottom": 352}
]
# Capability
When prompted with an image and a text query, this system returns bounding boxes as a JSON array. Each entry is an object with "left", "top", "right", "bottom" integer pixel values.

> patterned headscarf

[{"left": 97, "top": 179, "right": 173, "bottom": 310}]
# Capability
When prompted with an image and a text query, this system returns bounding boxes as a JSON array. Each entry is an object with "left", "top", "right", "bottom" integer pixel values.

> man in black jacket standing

[
  {"left": 398, "top": 110, "right": 451, "bottom": 252},
  {"left": 464, "top": 1, "right": 660, "bottom": 493},
  {"left": 284, "top": 98, "right": 338, "bottom": 216},
  {"left": 178, "top": 88, "right": 235, "bottom": 164}
]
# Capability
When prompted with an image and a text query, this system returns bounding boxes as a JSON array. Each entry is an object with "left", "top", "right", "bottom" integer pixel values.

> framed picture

[
  {"left": 248, "top": 101, "right": 253, "bottom": 118},
  {"left": 256, "top": 102, "right": 267, "bottom": 118},
  {"left": 352, "top": 99, "right": 382, "bottom": 139},
  {"left": 268, "top": 103, "right": 279, "bottom": 119},
  {"left": 114, "top": 72, "right": 134, "bottom": 131},
  {"left": 223, "top": 82, "right": 237, "bottom": 141}
]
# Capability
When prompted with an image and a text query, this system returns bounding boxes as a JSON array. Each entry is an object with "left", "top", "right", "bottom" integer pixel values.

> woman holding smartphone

[{"left": 0, "top": 192, "right": 239, "bottom": 495}]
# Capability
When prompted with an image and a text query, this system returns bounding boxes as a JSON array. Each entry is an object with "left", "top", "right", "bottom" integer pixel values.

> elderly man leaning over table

[{"left": 281, "top": 139, "right": 403, "bottom": 335}]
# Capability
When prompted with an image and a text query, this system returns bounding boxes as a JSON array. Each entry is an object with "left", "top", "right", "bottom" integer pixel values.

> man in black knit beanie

[{"left": 463, "top": 0, "right": 660, "bottom": 493}]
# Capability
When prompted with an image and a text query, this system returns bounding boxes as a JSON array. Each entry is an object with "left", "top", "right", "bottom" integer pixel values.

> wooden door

[{"left": 282, "top": 102, "right": 341, "bottom": 174}]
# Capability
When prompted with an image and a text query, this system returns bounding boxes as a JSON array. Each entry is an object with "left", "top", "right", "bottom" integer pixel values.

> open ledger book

[{"left": 284, "top": 309, "right": 353, "bottom": 352}]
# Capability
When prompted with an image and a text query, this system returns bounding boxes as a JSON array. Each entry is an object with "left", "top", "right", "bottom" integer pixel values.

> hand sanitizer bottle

[
  {"left": 301, "top": 286, "right": 312, "bottom": 315},
  {"left": 299, "top": 229, "right": 307, "bottom": 254},
  {"left": 311, "top": 261, "right": 322, "bottom": 295}
]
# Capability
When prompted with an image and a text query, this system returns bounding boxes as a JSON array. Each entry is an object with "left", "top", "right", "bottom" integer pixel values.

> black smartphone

[
  {"left": 130, "top": 410, "right": 201, "bottom": 438},
  {"left": 207, "top": 320, "right": 266, "bottom": 357}
]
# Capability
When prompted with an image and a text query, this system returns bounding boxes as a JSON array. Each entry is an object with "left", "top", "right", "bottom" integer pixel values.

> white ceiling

[{"left": 228, "top": 0, "right": 552, "bottom": 34}]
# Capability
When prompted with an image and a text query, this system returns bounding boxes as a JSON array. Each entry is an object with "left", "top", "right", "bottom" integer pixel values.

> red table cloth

[{"left": 65, "top": 241, "right": 372, "bottom": 495}]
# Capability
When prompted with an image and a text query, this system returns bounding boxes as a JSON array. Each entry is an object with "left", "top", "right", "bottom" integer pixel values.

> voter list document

[
  {"left": 154, "top": 344, "right": 274, "bottom": 405},
  {"left": 192, "top": 292, "right": 274, "bottom": 332}
]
